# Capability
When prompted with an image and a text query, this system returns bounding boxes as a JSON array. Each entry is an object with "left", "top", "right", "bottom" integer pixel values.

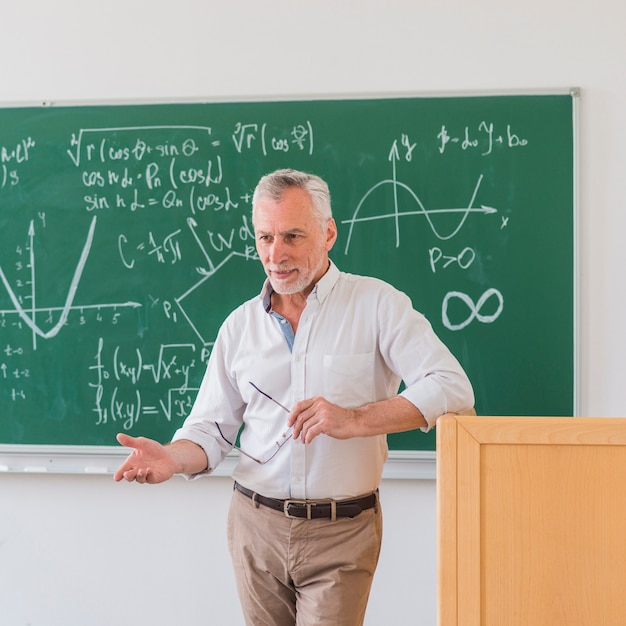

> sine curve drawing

[
  {"left": 342, "top": 174, "right": 497, "bottom": 254},
  {"left": 342, "top": 142, "right": 497, "bottom": 254}
]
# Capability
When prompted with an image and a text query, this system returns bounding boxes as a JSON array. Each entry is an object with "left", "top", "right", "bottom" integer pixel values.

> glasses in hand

[{"left": 215, "top": 381, "right": 293, "bottom": 465}]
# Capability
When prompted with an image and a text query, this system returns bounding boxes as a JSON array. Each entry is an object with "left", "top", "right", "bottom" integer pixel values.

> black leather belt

[{"left": 234, "top": 481, "right": 378, "bottom": 520}]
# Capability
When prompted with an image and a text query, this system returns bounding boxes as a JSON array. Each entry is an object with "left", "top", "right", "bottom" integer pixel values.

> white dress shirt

[{"left": 172, "top": 261, "right": 474, "bottom": 499}]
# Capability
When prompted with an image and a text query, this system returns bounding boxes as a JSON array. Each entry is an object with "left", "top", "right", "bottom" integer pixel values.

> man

[{"left": 114, "top": 168, "right": 474, "bottom": 625}]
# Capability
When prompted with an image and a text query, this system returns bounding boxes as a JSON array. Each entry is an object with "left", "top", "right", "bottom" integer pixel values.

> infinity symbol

[{"left": 442, "top": 288, "right": 504, "bottom": 331}]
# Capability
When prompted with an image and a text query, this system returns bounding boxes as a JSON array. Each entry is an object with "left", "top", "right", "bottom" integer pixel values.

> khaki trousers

[{"left": 227, "top": 486, "right": 383, "bottom": 626}]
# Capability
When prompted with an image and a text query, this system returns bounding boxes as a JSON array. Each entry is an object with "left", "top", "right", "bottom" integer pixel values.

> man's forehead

[{"left": 253, "top": 200, "right": 316, "bottom": 230}]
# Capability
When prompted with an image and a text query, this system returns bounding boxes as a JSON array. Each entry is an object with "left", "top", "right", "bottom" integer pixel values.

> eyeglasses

[{"left": 215, "top": 381, "right": 293, "bottom": 465}]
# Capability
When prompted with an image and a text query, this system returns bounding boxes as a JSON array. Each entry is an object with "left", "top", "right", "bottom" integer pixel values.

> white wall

[
  {"left": 1, "top": 1, "right": 625, "bottom": 625},
  {"left": 0, "top": 472, "right": 435, "bottom": 626}
]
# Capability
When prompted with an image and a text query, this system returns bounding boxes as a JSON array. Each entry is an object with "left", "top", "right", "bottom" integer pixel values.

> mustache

[{"left": 267, "top": 265, "right": 295, "bottom": 272}]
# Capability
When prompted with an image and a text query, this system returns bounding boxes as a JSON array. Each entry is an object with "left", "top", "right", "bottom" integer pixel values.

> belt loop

[
  {"left": 330, "top": 500, "right": 337, "bottom": 522},
  {"left": 374, "top": 489, "right": 379, "bottom": 514},
  {"left": 252, "top": 492, "right": 260, "bottom": 509}
]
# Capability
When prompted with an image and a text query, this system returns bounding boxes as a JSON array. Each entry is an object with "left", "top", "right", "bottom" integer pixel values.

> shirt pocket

[{"left": 322, "top": 352, "right": 377, "bottom": 406}]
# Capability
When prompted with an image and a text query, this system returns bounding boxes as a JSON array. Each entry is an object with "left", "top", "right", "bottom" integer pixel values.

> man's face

[{"left": 253, "top": 187, "right": 337, "bottom": 297}]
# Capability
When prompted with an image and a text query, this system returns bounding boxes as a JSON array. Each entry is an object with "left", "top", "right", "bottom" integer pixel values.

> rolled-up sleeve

[{"left": 379, "top": 286, "right": 475, "bottom": 431}]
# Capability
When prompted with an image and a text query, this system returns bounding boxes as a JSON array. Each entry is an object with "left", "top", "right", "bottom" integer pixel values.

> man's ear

[{"left": 326, "top": 218, "right": 338, "bottom": 251}]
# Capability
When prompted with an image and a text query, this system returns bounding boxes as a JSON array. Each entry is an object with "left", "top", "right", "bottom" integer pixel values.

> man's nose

[{"left": 268, "top": 238, "right": 287, "bottom": 262}]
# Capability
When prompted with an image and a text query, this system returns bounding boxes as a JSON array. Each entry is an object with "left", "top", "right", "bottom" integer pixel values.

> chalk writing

[
  {"left": 442, "top": 288, "right": 504, "bottom": 331},
  {"left": 89, "top": 337, "right": 198, "bottom": 430},
  {"left": 0, "top": 96, "right": 574, "bottom": 447},
  {"left": 0, "top": 137, "right": 36, "bottom": 188},
  {"left": 0, "top": 118, "right": 506, "bottom": 429},
  {"left": 232, "top": 121, "right": 314, "bottom": 155},
  {"left": 429, "top": 246, "right": 476, "bottom": 272},
  {"left": 437, "top": 122, "right": 528, "bottom": 156},
  {"left": 342, "top": 143, "right": 498, "bottom": 251}
]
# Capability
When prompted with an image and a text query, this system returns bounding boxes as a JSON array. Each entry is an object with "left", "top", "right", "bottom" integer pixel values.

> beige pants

[{"left": 227, "top": 487, "right": 383, "bottom": 626}]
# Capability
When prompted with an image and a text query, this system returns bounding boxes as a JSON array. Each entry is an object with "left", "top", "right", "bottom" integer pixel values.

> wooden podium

[{"left": 437, "top": 416, "right": 626, "bottom": 625}]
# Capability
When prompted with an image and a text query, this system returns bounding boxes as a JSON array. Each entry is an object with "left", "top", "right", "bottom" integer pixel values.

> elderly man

[{"left": 115, "top": 168, "right": 474, "bottom": 626}]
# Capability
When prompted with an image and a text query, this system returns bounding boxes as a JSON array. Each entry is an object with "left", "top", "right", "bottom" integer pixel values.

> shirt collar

[
  {"left": 311, "top": 260, "right": 340, "bottom": 304},
  {"left": 260, "top": 260, "right": 340, "bottom": 313}
]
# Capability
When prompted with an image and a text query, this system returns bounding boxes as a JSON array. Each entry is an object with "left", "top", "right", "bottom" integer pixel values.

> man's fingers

[
  {"left": 116, "top": 432, "right": 138, "bottom": 448},
  {"left": 114, "top": 466, "right": 149, "bottom": 483},
  {"left": 114, "top": 465, "right": 133, "bottom": 482},
  {"left": 123, "top": 468, "right": 138, "bottom": 481},
  {"left": 113, "top": 434, "right": 143, "bottom": 482}
]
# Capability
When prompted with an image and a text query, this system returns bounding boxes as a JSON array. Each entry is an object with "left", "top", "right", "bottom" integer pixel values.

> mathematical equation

[
  {"left": 437, "top": 121, "right": 528, "bottom": 156},
  {"left": 381, "top": 121, "right": 528, "bottom": 163},
  {"left": 89, "top": 337, "right": 200, "bottom": 430},
  {"left": 67, "top": 121, "right": 313, "bottom": 215}
]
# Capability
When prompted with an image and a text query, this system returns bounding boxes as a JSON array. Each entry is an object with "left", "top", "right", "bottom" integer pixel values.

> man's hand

[
  {"left": 113, "top": 434, "right": 202, "bottom": 484},
  {"left": 288, "top": 397, "right": 358, "bottom": 444},
  {"left": 288, "top": 395, "right": 427, "bottom": 444}
]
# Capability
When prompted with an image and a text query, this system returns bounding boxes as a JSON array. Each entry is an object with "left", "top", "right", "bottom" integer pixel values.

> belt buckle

[{"left": 283, "top": 499, "right": 311, "bottom": 519}]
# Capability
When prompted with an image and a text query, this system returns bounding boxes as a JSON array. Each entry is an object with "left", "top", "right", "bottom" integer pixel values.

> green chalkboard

[{"left": 0, "top": 93, "right": 576, "bottom": 451}]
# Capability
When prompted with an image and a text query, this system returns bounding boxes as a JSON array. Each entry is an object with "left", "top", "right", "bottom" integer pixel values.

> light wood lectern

[{"left": 437, "top": 415, "right": 626, "bottom": 625}]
